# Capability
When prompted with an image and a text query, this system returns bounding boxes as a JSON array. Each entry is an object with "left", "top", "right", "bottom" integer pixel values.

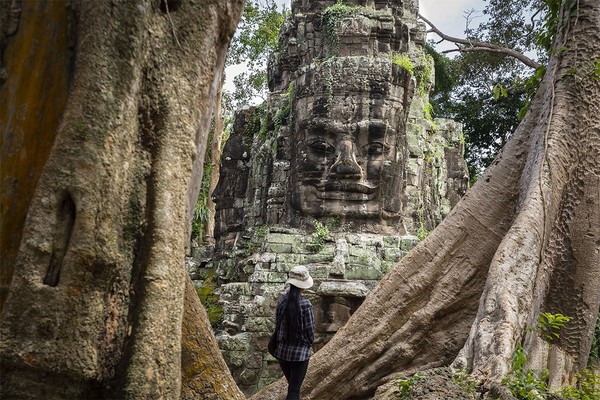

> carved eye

[
  {"left": 365, "top": 142, "right": 389, "bottom": 157},
  {"left": 307, "top": 139, "right": 335, "bottom": 154}
]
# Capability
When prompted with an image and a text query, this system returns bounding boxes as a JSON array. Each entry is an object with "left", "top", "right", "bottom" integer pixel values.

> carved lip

[{"left": 313, "top": 181, "right": 379, "bottom": 201}]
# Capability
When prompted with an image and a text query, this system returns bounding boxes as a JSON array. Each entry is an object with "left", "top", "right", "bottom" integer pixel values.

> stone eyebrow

[
  {"left": 357, "top": 120, "right": 388, "bottom": 138},
  {"left": 302, "top": 121, "right": 391, "bottom": 143},
  {"left": 304, "top": 119, "right": 340, "bottom": 134}
]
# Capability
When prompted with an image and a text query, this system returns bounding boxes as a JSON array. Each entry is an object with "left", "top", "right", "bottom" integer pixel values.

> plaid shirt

[{"left": 273, "top": 292, "right": 315, "bottom": 362}]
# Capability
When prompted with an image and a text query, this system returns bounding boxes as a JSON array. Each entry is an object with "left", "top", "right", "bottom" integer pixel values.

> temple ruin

[{"left": 188, "top": 0, "right": 469, "bottom": 395}]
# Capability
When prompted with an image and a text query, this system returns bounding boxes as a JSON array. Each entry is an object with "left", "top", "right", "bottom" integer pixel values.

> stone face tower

[
  {"left": 196, "top": 0, "right": 469, "bottom": 395},
  {"left": 214, "top": 0, "right": 467, "bottom": 241}
]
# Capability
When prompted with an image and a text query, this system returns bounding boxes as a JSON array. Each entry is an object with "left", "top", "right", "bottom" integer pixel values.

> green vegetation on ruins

[
  {"left": 196, "top": 271, "right": 223, "bottom": 328},
  {"left": 322, "top": 1, "right": 366, "bottom": 56},
  {"left": 391, "top": 53, "right": 414, "bottom": 75}
]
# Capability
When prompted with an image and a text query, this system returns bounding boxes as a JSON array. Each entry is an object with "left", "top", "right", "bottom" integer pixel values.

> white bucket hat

[{"left": 286, "top": 265, "right": 313, "bottom": 289}]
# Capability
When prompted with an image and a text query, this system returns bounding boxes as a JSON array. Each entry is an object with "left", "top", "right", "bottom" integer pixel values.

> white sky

[
  {"left": 420, "top": 0, "right": 485, "bottom": 37},
  {"left": 225, "top": 0, "right": 486, "bottom": 93}
]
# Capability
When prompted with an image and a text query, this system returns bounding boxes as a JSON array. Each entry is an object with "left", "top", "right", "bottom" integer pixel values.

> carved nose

[{"left": 330, "top": 140, "right": 362, "bottom": 177}]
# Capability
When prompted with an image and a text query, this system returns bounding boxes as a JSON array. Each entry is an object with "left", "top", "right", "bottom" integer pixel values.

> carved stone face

[{"left": 291, "top": 73, "right": 406, "bottom": 222}]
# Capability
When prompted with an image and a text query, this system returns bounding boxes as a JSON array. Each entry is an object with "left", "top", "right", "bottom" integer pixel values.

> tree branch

[{"left": 418, "top": 13, "right": 542, "bottom": 70}]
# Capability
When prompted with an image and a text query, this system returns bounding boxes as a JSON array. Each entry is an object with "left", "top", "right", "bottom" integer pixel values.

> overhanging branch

[{"left": 418, "top": 13, "right": 542, "bottom": 70}]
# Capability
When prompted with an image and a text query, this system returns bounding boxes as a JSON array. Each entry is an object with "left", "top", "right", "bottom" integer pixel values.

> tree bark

[
  {"left": 0, "top": 0, "right": 72, "bottom": 311},
  {"left": 0, "top": 0, "right": 244, "bottom": 398},
  {"left": 252, "top": 1, "right": 600, "bottom": 398},
  {"left": 455, "top": 0, "right": 600, "bottom": 384},
  {"left": 181, "top": 278, "right": 245, "bottom": 399},
  {"left": 204, "top": 75, "right": 225, "bottom": 244}
]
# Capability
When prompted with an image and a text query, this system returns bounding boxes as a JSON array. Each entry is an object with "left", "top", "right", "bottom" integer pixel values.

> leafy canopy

[
  {"left": 429, "top": 0, "right": 567, "bottom": 179},
  {"left": 226, "top": 0, "right": 286, "bottom": 108}
]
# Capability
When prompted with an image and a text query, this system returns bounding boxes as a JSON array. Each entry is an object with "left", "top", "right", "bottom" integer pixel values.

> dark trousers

[{"left": 278, "top": 359, "right": 309, "bottom": 400}]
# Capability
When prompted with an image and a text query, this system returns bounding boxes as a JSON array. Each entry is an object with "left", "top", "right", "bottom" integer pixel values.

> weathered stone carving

[
  {"left": 290, "top": 59, "right": 412, "bottom": 229},
  {"left": 214, "top": 1, "right": 468, "bottom": 239},
  {"left": 194, "top": 0, "right": 469, "bottom": 395}
]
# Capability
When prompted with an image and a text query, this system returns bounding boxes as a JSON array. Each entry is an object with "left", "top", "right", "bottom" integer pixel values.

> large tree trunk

[
  {"left": 204, "top": 77, "right": 225, "bottom": 244},
  {"left": 181, "top": 278, "right": 244, "bottom": 399},
  {"left": 0, "top": 0, "right": 72, "bottom": 311},
  {"left": 0, "top": 0, "right": 244, "bottom": 399},
  {"left": 455, "top": 0, "right": 600, "bottom": 383},
  {"left": 252, "top": 1, "right": 600, "bottom": 398}
]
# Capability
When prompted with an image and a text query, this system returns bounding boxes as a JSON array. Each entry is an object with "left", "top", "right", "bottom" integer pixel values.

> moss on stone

[
  {"left": 391, "top": 53, "right": 415, "bottom": 75},
  {"left": 196, "top": 273, "right": 223, "bottom": 328}
]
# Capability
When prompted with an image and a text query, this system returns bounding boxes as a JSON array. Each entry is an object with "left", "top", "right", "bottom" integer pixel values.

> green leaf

[
  {"left": 534, "top": 66, "right": 546, "bottom": 80},
  {"left": 492, "top": 84, "right": 501, "bottom": 100},
  {"left": 565, "top": 68, "right": 578, "bottom": 76},
  {"left": 593, "top": 59, "right": 600, "bottom": 80}
]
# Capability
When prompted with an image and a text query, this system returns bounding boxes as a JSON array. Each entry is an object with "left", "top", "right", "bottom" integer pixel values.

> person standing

[{"left": 273, "top": 265, "right": 315, "bottom": 400}]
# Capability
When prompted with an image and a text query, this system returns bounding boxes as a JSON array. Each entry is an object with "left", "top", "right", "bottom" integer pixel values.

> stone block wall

[{"left": 190, "top": 228, "right": 419, "bottom": 395}]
